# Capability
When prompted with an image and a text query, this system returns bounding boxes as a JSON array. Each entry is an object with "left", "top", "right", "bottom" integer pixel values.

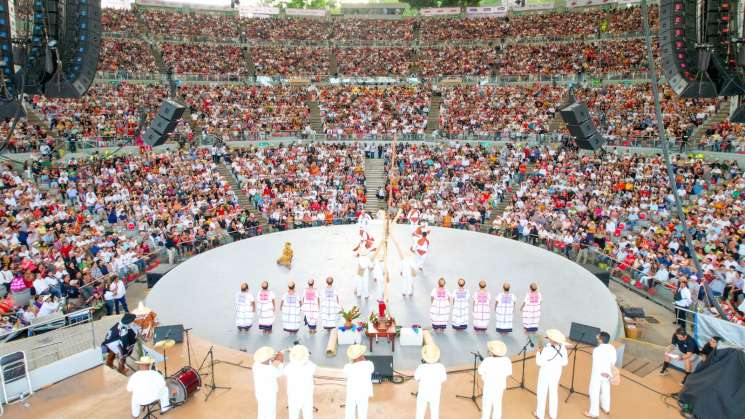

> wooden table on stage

[{"left": 365, "top": 321, "right": 397, "bottom": 352}]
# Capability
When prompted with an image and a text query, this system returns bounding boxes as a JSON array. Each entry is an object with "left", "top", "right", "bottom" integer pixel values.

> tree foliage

[
  {"left": 267, "top": 0, "right": 330, "bottom": 9},
  {"left": 404, "top": 0, "right": 480, "bottom": 8}
]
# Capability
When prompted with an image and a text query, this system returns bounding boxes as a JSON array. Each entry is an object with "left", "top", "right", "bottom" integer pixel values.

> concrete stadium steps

[
  {"left": 621, "top": 353, "right": 662, "bottom": 378},
  {"left": 548, "top": 112, "right": 565, "bottom": 133},
  {"left": 690, "top": 104, "right": 730, "bottom": 145},
  {"left": 216, "top": 162, "right": 264, "bottom": 221},
  {"left": 146, "top": 40, "right": 168, "bottom": 74},
  {"left": 425, "top": 93, "right": 442, "bottom": 134},
  {"left": 308, "top": 101, "right": 323, "bottom": 132},
  {"left": 244, "top": 47, "right": 256, "bottom": 77},
  {"left": 329, "top": 48, "right": 338, "bottom": 76},
  {"left": 489, "top": 161, "right": 536, "bottom": 222},
  {"left": 364, "top": 158, "right": 387, "bottom": 212}
]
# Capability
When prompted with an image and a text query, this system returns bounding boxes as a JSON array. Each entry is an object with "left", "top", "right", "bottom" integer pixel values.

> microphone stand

[
  {"left": 199, "top": 345, "right": 232, "bottom": 402},
  {"left": 562, "top": 334, "right": 589, "bottom": 402},
  {"left": 507, "top": 338, "right": 536, "bottom": 395},
  {"left": 455, "top": 352, "right": 483, "bottom": 411}
]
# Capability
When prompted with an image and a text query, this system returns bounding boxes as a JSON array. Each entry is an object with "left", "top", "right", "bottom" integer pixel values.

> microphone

[
  {"left": 528, "top": 336, "right": 535, "bottom": 347},
  {"left": 471, "top": 351, "right": 484, "bottom": 361}
]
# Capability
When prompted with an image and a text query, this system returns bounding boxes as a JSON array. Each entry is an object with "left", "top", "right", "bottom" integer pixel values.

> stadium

[{"left": 0, "top": 0, "right": 744, "bottom": 418}]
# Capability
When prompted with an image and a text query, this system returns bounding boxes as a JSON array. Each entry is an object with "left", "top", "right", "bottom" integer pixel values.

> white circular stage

[{"left": 146, "top": 224, "right": 620, "bottom": 369}]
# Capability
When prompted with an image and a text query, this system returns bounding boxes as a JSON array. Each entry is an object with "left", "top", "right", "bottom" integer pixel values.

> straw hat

[
  {"left": 135, "top": 356, "right": 155, "bottom": 365},
  {"left": 132, "top": 302, "right": 152, "bottom": 316},
  {"left": 347, "top": 344, "right": 367, "bottom": 360},
  {"left": 546, "top": 329, "right": 566, "bottom": 345},
  {"left": 487, "top": 340, "right": 507, "bottom": 357},
  {"left": 254, "top": 346, "right": 276, "bottom": 363},
  {"left": 421, "top": 345, "right": 441, "bottom": 364},
  {"left": 290, "top": 345, "right": 310, "bottom": 365}
]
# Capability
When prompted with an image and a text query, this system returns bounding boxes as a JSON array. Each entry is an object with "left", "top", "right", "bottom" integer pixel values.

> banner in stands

[
  {"left": 137, "top": 0, "right": 231, "bottom": 10},
  {"left": 566, "top": 0, "right": 618, "bottom": 8},
  {"left": 102, "top": 0, "right": 134, "bottom": 9},
  {"left": 420, "top": 7, "right": 461, "bottom": 16},
  {"left": 286, "top": 8, "right": 327, "bottom": 17},
  {"left": 466, "top": 6, "right": 509, "bottom": 17},
  {"left": 238, "top": 6, "right": 280, "bottom": 17},
  {"left": 508, "top": 0, "right": 555, "bottom": 11},
  {"left": 695, "top": 312, "right": 745, "bottom": 349},
  {"left": 615, "top": 0, "right": 642, "bottom": 5}
]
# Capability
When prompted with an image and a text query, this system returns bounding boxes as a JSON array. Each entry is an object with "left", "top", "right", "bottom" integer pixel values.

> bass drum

[{"left": 166, "top": 367, "right": 202, "bottom": 404}]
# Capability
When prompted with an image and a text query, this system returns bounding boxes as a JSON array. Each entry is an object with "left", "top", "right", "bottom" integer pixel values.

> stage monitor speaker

[
  {"left": 621, "top": 306, "right": 646, "bottom": 319},
  {"left": 367, "top": 355, "right": 393, "bottom": 383},
  {"left": 146, "top": 263, "right": 175, "bottom": 288},
  {"left": 584, "top": 264, "right": 610, "bottom": 287},
  {"left": 559, "top": 102, "right": 591, "bottom": 125},
  {"left": 568, "top": 322, "right": 601, "bottom": 346},
  {"left": 154, "top": 324, "right": 184, "bottom": 344},
  {"left": 142, "top": 127, "right": 167, "bottom": 147}
]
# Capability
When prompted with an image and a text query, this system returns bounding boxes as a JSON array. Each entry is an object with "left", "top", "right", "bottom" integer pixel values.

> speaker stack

[
  {"left": 559, "top": 102, "right": 604, "bottom": 151},
  {"left": 142, "top": 99, "right": 186, "bottom": 147}
]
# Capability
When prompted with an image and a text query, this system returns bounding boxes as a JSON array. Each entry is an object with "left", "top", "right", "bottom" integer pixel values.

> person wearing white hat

[
  {"left": 343, "top": 344, "right": 374, "bottom": 419},
  {"left": 535, "top": 329, "right": 568, "bottom": 419},
  {"left": 126, "top": 356, "right": 170, "bottom": 417},
  {"left": 253, "top": 346, "right": 284, "bottom": 419},
  {"left": 415, "top": 345, "right": 447, "bottom": 419},
  {"left": 283, "top": 345, "right": 317, "bottom": 419},
  {"left": 478, "top": 340, "right": 512, "bottom": 419}
]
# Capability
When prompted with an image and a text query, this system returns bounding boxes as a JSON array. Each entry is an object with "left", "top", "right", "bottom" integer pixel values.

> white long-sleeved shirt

[
  {"left": 283, "top": 361, "right": 316, "bottom": 401},
  {"left": 478, "top": 356, "right": 512, "bottom": 394},
  {"left": 674, "top": 286, "right": 692, "bottom": 308},
  {"left": 590, "top": 343, "right": 617, "bottom": 380},
  {"left": 127, "top": 370, "right": 167, "bottom": 406},
  {"left": 415, "top": 363, "right": 447, "bottom": 399},
  {"left": 343, "top": 360, "right": 374, "bottom": 400},
  {"left": 536, "top": 344, "right": 568, "bottom": 379},
  {"left": 253, "top": 362, "right": 283, "bottom": 397}
]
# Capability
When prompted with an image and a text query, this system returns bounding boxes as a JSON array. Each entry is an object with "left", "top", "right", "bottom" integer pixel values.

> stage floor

[
  {"left": 1, "top": 336, "right": 685, "bottom": 419},
  {"left": 146, "top": 224, "right": 620, "bottom": 369}
]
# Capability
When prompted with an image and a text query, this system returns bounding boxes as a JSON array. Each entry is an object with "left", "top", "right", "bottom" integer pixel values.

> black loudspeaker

[
  {"left": 146, "top": 263, "right": 175, "bottom": 288},
  {"left": 158, "top": 100, "right": 186, "bottom": 121},
  {"left": 367, "top": 355, "right": 393, "bottom": 383},
  {"left": 44, "top": 0, "right": 102, "bottom": 98},
  {"left": 566, "top": 118, "right": 597, "bottom": 139},
  {"left": 731, "top": 106, "right": 745, "bottom": 123},
  {"left": 559, "top": 102, "right": 591, "bottom": 125},
  {"left": 621, "top": 306, "right": 646, "bottom": 319},
  {"left": 142, "top": 128, "right": 166, "bottom": 148},
  {"left": 574, "top": 132, "right": 605, "bottom": 151},
  {"left": 154, "top": 324, "right": 184, "bottom": 344},
  {"left": 585, "top": 264, "right": 610, "bottom": 287},
  {"left": 568, "top": 322, "right": 601, "bottom": 346},
  {"left": 151, "top": 115, "right": 179, "bottom": 135}
]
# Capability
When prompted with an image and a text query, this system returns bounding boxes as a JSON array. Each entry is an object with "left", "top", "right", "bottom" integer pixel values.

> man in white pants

[
  {"left": 343, "top": 344, "right": 375, "bottom": 419},
  {"left": 535, "top": 329, "right": 568, "bottom": 419},
  {"left": 415, "top": 345, "right": 447, "bottom": 419},
  {"left": 253, "top": 346, "right": 284, "bottom": 419},
  {"left": 478, "top": 340, "right": 512, "bottom": 419},
  {"left": 284, "top": 345, "right": 317, "bottom": 419},
  {"left": 584, "top": 331, "right": 617, "bottom": 418}
]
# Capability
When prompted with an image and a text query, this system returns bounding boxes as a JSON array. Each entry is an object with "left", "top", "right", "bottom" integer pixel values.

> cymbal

[{"left": 154, "top": 339, "right": 176, "bottom": 349}]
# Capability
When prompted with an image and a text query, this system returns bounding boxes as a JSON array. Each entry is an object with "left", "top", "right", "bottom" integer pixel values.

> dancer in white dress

[
  {"left": 494, "top": 282, "right": 516, "bottom": 335},
  {"left": 235, "top": 283, "right": 255, "bottom": 331},
  {"left": 354, "top": 241, "right": 374, "bottom": 299},
  {"left": 411, "top": 232, "right": 430, "bottom": 271},
  {"left": 451, "top": 278, "right": 470, "bottom": 330},
  {"left": 520, "top": 282, "right": 542, "bottom": 333},
  {"left": 301, "top": 279, "right": 320, "bottom": 334},
  {"left": 392, "top": 237, "right": 415, "bottom": 297},
  {"left": 472, "top": 280, "right": 491, "bottom": 333},
  {"left": 430, "top": 278, "right": 451, "bottom": 332},
  {"left": 257, "top": 281, "right": 276, "bottom": 334},
  {"left": 320, "top": 277, "right": 341, "bottom": 330},
  {"left": 281, "top": 282, "right": 302, "bottom": 333},
  {"left": 357, "top": 211, "right": 372, "bottom": 234}
]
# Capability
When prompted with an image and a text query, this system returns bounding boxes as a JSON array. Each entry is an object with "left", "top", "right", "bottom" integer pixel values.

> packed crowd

[
  {"left": 318, "top": 86, "right": 431, "bottom": 138},
  {"left": 417, "top": 46, "right": 499, "bottom": 77},
  {"left": 336, "top": 47, "right": 415, "bottom": 76},
  {"left": 101, "top": 7, "right": 658, "bottom": 43},
  {"left": 98, "top": 39, "right": 158, "bottom": 74},
  {"left": 160, "top": 43, "right": 247, "bottom": 77},
  {"left": 229, "top": 144, "right": 367, "bottom": 229},
  {"left": 253, "top": 46, "right": 329, "bottom": 76},
  {"left": 0, "top": 149, "right": 259, "bottom": 334},
  {"left": 386, "top": 143, "right": 529, "bottom": 228},
  {"left": 698, "top": 120, "right": 745, "bottom": 152}
]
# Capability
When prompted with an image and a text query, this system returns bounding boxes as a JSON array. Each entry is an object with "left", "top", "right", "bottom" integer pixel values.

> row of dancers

[{"left": 234, "top": 277, "right": 545, "bottom": 336}]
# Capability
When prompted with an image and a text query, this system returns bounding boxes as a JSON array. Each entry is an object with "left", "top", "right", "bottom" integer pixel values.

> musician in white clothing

[
  {"left": 253, "top": 346, "right": 284, "bottom": 419},
  {"left": 584, "top": 332, "right": 617, "bottom": 418},
  {"left": 127, "top": 356, "right": 170, "bottom": 417},
  {"left": 478, "top": 341, "right": 512, "bottom": 419},
  {"left": 344, "top": 345, "right": 375, "bottom": 419},
  {"left": 535, "top": 329, "right": 569, "bottom": 419},
  {"left": 415, "top": 345, "right": 447, "bottom": 419},
  {"left": 284, "top": 345, "right": 317, "bottom": 419}
]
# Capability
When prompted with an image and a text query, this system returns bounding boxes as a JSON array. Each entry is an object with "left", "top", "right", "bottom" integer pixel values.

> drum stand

[
  {"left": 455, "top": 352, "right": 483, "bottom": 411},
  {"left": 507, "top": 338, "right": 537, "bottom": 395},
  {"left": 198, "top": 345, "right": 231, "bottom": 402}
]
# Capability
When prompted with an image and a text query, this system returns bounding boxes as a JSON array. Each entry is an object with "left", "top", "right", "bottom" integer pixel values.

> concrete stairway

[
  {"left": 425, "top": 93, "right": 442, "bottom": 134},
  {"left": 243, "top": 47, "right": 256, "bottom": 77},
  {"left": 548, "top": 113, "right": 565, "bottom": 133},
  {"left": 308, "top": 101, "right": 323, "bottom": 132},
  {"left": 328, "top": 48, "right": 338, "bottom": 76},
  {"left": 690, "top": 105, "right": 730, "bottom": 145},
  {"left": 489, "top": 161, "right": 536, "bottom": 221},
  {"left": 364, "top": 158, "right": 387, "bottom": 213},
  {"left": 216, "top": 162, "right": 264, "bottom": 220}
]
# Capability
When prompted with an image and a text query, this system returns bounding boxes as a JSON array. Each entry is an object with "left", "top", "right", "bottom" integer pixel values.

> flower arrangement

[{"left": 339, "top": 306, "right": 361, "bottom": 329}]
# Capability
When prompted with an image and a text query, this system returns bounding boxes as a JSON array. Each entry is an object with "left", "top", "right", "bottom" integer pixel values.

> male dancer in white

[{"left": 535, "top": 329, "right": 569, "bottom": 419}]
